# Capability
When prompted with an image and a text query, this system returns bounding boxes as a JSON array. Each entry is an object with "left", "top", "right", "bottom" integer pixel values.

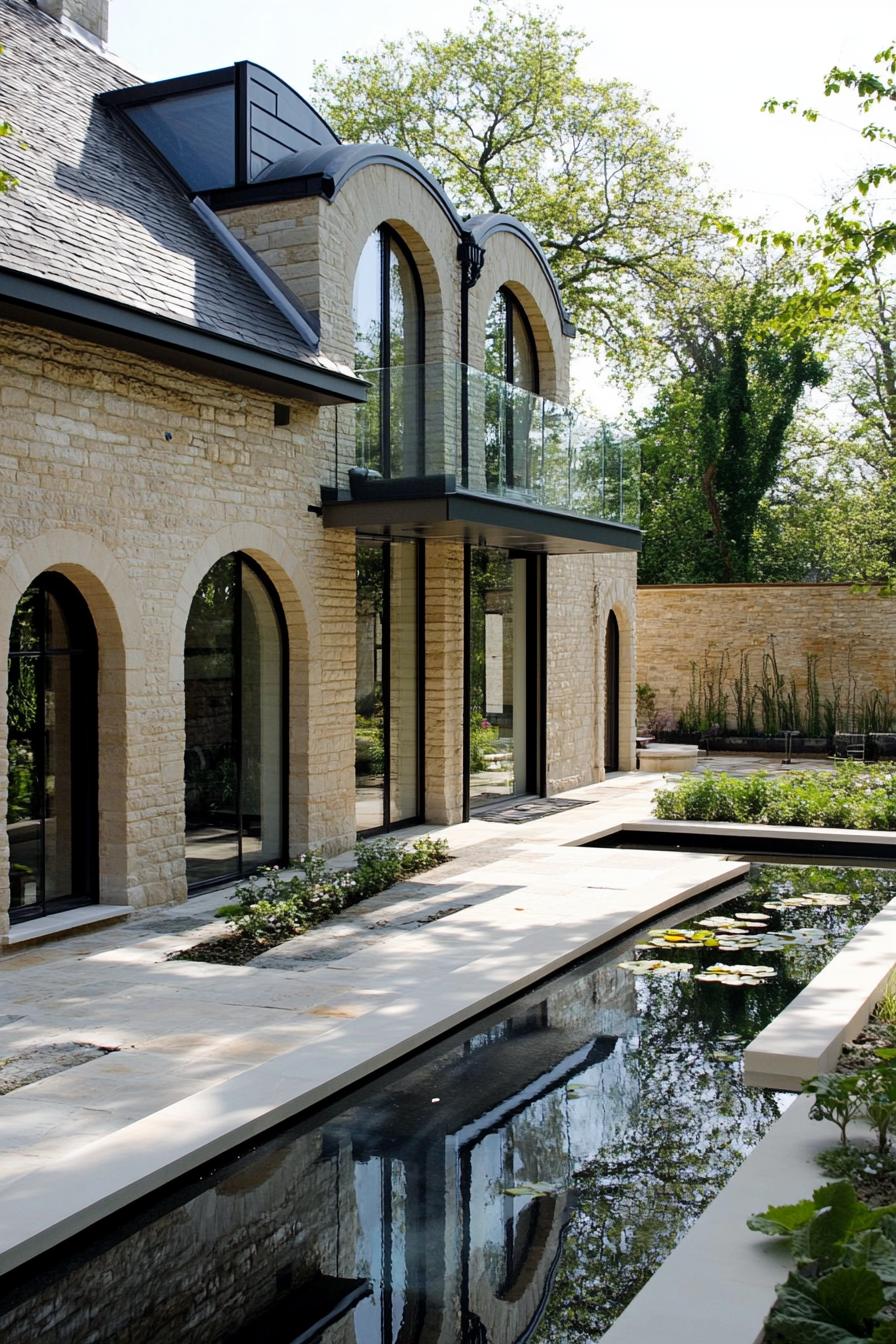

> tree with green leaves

[
  {"left": 762, "top": 43, "right": 895, "bottom": 316},
  {"left": 313, "top": 3, "right": 722, "bottom": 373},
  {"left": 639, "top": 262, "right": 827, "bottom": 582}
]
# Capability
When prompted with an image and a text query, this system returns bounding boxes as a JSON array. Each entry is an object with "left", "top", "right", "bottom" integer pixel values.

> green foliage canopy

[{"left": 313, "top": 3, "right": 723, "bottom": 369}]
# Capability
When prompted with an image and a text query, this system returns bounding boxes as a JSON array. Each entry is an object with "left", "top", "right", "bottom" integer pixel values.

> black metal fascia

[
  {"left": 320, "top": 489, "right": 642, "bottom": 552},
  {"left": 447, "top": 492, "right": 642, "bottom": 551},
  {"left": 98, "top": 67, "right": 236, "bottom": 109},
  {"left": 204, "top": 174, "right": 332, "bottom": 210},
  {"left": 0, "top": 269, "right": 368, "bottom": 406}
]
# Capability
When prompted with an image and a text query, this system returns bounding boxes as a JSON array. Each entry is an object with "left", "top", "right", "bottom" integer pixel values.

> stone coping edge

[
  {"left": 1, "top": 905, "right": 132, "bottom": 949},
  {"left": 743, "top": 896, "right": 896, "bottom": 1090},
  {"left": 601, "top": 1097, "right": 865, "bottom": 1344},
  {"left": 562, "top": 817, "right": 896, "bottom": 851},
  {"left": 0, "top": 860, "right": 747, "bottom": 1277}
]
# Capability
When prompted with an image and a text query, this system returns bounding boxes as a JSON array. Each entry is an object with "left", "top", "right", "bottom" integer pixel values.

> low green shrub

[
  {"left": 219, "top": 835, "right": 450, "bottom": 949},
  {"left": 749, "top": 1182, "right": 896, "bottom": 1342},
  {"left": 653, "top": 762, "right": 896, "bottom": 831}
]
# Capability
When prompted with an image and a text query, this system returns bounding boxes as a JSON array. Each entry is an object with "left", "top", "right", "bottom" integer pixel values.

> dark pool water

[{"left": 1, "top": 862, "right": 894, "bottom": 1344}]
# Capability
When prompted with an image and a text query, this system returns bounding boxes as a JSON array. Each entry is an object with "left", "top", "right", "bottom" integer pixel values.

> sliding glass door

[
  {"left": 355, "top": 538, "right": 423, "bottom": 834},
  {"left": 468, "top": 548, "right": 543, "bottom": 810}
]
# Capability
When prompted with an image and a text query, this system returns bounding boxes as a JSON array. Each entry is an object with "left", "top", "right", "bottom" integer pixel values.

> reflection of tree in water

[{"left": 533, "top": 862, "right": 896, "bottom": 1341}]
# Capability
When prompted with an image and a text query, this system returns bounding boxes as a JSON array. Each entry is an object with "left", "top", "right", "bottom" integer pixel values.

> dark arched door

[
  {"left": 7, "top": 573, "right": 98, "bottom": 921},
  {"left": 184, "top": 553, "right": 287, "bottom": 889},
  {"left": 604, "top": 611, "right": 620, "bottom": 773}
]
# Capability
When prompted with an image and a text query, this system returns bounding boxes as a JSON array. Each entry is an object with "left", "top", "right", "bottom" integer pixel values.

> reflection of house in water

[{"left": 0, "top": 969, "right": 636, "bottom": 1344}]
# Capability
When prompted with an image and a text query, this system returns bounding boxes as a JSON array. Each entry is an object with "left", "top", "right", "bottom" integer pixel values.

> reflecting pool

[{"left": 1, "top": 862, "right": 893, "bottom": 1343}]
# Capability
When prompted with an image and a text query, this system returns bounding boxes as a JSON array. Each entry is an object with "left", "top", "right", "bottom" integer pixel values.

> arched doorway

[
  {"left": 184, "top": 553, "right": 286, "bottom": 888},
  {"left": 604, "top": 611, "right": 620, "bottom": 773},
  {"left": 7, "top": 573, "right": 98, "bottom": 921}
]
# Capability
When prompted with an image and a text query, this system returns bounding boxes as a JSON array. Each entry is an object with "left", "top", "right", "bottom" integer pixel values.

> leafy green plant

[
  {"left": 749, "top": 1184, "right": 896, "bottom": 1342},
  {"left": 803, "top": 1073, "right": 867, "bottom": 1147},
  {"left": 817, "top": 1146, "right": 896, "bottom": 1187},
  {"left": 859, "top": 1068, "right": 896, "bottom": 1155},
  {"left": 876, "top": 977, "right": 896, "bottom": 1027},
  {"left": 218, "top": 836, "right": 450, "bottom": 949},
  {"left": 654, "top": 762, "right": 896, "bottom": 832},
  {"left": 748, "top": 1182, "right": 896, "bottom": 1269}
]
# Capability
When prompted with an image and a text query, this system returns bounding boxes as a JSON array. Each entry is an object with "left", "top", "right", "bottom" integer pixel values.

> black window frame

[
  {"left": 7, "top": 573, "right": 99, "bottom": 924},
  {"left": 462, "top": 546, "right": 546, "bottom": 819},
  {"left": 184, "top": 552, "right": 289, "bottom": 894},
  {"left": 355, "top": 537, "right": 426, "bottom": 838},
  {"left": 355, "top": 225, "right": 426, "bottom": 479}
]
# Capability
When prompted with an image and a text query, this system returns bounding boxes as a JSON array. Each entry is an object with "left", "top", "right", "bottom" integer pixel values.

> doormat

[{"left": 477, "top": 797, "right": 593, "bottom": 825}]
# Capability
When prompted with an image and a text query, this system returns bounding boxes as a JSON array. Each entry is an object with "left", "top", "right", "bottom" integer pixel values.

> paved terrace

[{"left": 0, "top": 755, "right": 830, "bottom": 1205}]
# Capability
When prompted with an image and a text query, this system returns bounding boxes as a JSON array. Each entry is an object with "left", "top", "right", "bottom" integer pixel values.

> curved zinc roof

[{"left": 255, "top": 147, "right": 574, "bottom": 334}]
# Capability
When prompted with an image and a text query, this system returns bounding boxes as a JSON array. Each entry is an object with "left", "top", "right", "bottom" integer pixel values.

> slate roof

[{"left": 0, "top": 0, "right": 354, "bottom": 383}]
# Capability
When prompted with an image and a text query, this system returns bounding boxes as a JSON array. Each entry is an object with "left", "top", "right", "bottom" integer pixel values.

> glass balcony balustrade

[{"left": 333, "top": 363, "right": 640, "bottom": 528}]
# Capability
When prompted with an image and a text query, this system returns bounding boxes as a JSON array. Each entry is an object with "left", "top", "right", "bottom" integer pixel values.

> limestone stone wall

[
  {"left": 547, "top": 550, "right": 638, "bottom": 789},
  {"left": 637, "top": 583, "right": 896, "bottom": 730},
  {"left": 0, "top": 155, "right": 638, "bottom": 934},
  {"left": 0, "top": 319, "right": 358, "bottom": 930}
]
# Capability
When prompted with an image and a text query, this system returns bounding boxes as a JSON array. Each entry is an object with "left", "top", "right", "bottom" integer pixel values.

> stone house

[{"left": 0, "top": 0, "right": 640, "bottom": 940}]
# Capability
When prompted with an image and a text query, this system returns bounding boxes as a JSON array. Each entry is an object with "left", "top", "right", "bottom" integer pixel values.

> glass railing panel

[
  {"left": 331, "top": 361, "right": 640, "bottom": 527},
  {"left": 542, "top": 400, "right": 574, "bottom": 512}
]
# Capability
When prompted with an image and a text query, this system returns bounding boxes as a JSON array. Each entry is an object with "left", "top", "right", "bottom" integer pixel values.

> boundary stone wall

[{"left": 637, "top": 583, "right": 896, "bottom": 730}]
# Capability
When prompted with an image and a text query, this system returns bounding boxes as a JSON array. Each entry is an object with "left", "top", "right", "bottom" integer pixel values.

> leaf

[
  {"left": 769, "top": 1268, "right": 883, "bottom": 1343},
  {"left": 748, "top": 1197, "right": 817, "bottom": 1237},
  {"left": 843, "top": 1229, "right": 896, "bottom": 1287},
  {"left": 816, "top": 1266, "right": 885, "bottom": 1333}
]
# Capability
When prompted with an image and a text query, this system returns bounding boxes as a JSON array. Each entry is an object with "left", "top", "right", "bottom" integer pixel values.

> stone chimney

[{"left": 35, "top": 0, "right": 109, "bottom": 45}]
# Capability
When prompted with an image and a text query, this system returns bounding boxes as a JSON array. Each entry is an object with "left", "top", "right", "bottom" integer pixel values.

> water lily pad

[
  {"left": 502, "top": 1182, "right": 560, "bottom": 1198},
  {"left": 695, "top": 962, "right": 776, "bottom": 987},
  {"left": 765, "top": 893, "right": 850, "bottom": 910},
  {"left": 617, "top": 959, "right": 692, "bottom": 977},
  {"left": 735, "top": 912, "right": 770, "bottom": 922}
]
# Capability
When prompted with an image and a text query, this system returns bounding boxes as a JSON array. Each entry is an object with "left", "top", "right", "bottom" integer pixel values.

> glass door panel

[
  {"left": 6, "top": 575, "right": 97, "bottom": 922},
  {"left": 469, "top": 549, "right": 529, "bottom": 808},
  {"left": 389, "top": 541, "right": 419, "bottom": 825},
  {"left": 356, "top": 539, "right": 422, "bottom": 834},
  {"left": 355, "top": 541, "right": 386, "bottom": 833}
]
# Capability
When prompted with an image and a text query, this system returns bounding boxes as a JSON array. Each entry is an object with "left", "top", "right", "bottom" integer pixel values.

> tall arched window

[
  {"left": 484, "top": 287, "right": 539, "bottom": 494},
  {"left": 184, "top": 553, "right": 286, "bottom": 888},
  {"left": 353, "top": 225, "right": 424, "bottom": 477},
  {"left": 7, "top": 573, "right": 97, "bottom": 921}
]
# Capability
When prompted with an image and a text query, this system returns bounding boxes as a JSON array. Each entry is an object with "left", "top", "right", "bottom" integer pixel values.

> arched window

[
  {"left": 484, "top": 288, "right": 539, "bottom": 494},
  {"left": 184, "top": 553, "right": 286, "bottom": 888},
  {"left": 7, "top": 573, "right": 97, "bottom": 921},
  {"left": 352, "top": 225, "right": 424, "bottom": 477},
  {"left": 485, "top": 287, "right": 539, "bottom": 394}
]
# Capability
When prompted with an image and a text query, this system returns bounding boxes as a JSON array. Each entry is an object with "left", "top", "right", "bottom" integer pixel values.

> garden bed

[
  {"left": 654, "top": 761, "right": 896, "bottom": 830},
  {"left": 168, "top": 836, "right": 450, "bottom": 968}
]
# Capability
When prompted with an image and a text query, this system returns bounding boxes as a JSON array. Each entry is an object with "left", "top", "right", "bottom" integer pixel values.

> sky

[
  {"left": 106, "top": 1, "right": 893, "bottom": 408},
  {"left": 107, "top": 0, "right": 894, "bottom": 232}
]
